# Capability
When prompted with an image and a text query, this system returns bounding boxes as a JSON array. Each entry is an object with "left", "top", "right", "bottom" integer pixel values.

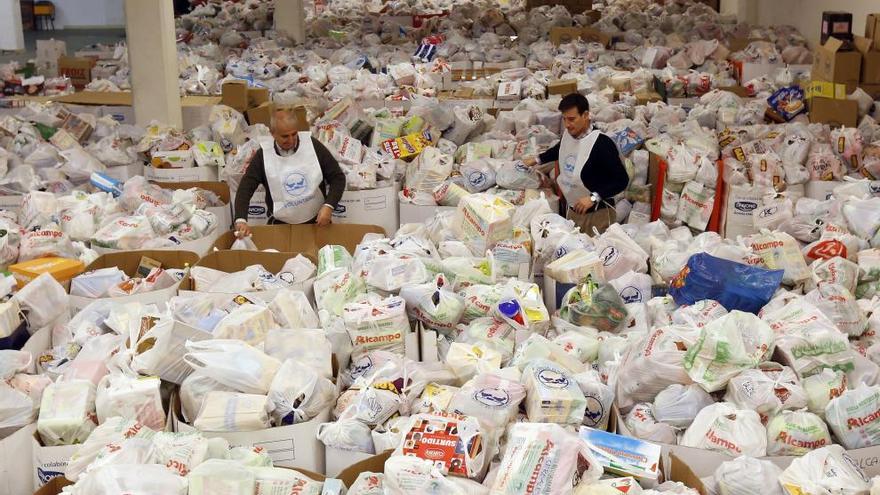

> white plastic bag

[
  {"left": 183, "top": 340, "right": 281, "bottom": 394},
  {"left": 680, "top": 402, "right": 767, "bottom": 457},
  {"left": 653, "top": 383, "right": 715, "bottom": 428},
  {"left": 267, "top": 359, "right": 335, "bottom": 425},
  {"left": 778, "top": 445, "right": 870, "bottom": 495},
  {"left": 715, "top": 456, "right": 784, "bottom": 495},
  {"left": 766, "top": 409, "right": 832, "bottom": 456},
  {"left": 826, "top": 385, "right": 880, "bottom": 449}
]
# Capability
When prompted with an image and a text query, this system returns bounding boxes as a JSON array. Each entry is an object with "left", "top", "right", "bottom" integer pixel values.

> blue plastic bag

[{"left": 669, "top": 253, "right": 783, "bottom": 314}]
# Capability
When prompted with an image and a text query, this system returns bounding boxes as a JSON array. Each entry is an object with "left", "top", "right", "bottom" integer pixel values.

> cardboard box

[
  {"left": 0, "top": 194, "right": 23, "bottom": 213},
  {"left": 57, "top": 56, "right": 96, "bottom": 89},
  {"left": 209, "top": 223, "right": 386, "bottom": 256},
  {"left": 497, "top": 79, "right": 522, "bottom": 101},
  {"left": 178, "top": 250, "right": 317, "bottom": 302},
  {"left": 856, "top": 36, "right": 880, "bottom": 84},
  {"left": 398, "top": 202, "right": 456, "bottom": 226},
  {"left": 150, "top": 150, "right": 194, "bottom": 169},
  {"left": 324, "top": 447, "right": 375, "bottom": 478},
  {"left": 526, "top": 0, "right": 592, "bottom": 12},
  {"left": 812, "top": 37, "right": 862, "bottom": 91},
  {"left": 868, "top": 13, "right": 880, "bottom": 50},
  {"left": 808, "top": 97, "right": 859, "bottom": 127},
  {"left": 0, "top": 423, "right": 35, "bottom": 495},
  {"left": 331, "top": 183, "right": 398, "bottom": 236},
  {"left": 31, "top": 476, "right": 71, "bottom": 495},
  {"left": 31, "top": 433, "right": 78, "bottom": 490},
  {"left": 175, "top": 408, "right": 329, "bottom": 474},
  {"left": 91, "top": 227, "right": 222, "bottom": 257},
  {"left": 635, "top": 91, "right": 664, "bottom": 105},
  {"left": 549, "top": 27, "right": 611, "bottom": 47},
  {"left": 67, "top": 250, "right": 200, "bottom": 310},
  {"left": 9, "top": 258, "right": 84, "bottom": 289},
  {"left": 36, "top": 39, "right": 66, "bottom": 63},
  {"left": 734, "top": 61, "right": 783, "bottom": 84},
  {"left": 143, "top": 165, "right": 219, "bottom": 183},
  {"left": 822, "top": 11, "right": 853, "bottom": 45},
  {"left": 861, "top": 83, "right": 880, "bottom": 98},
  {"left": 221, "top": 80, "right": 250, "bottom": 113},
  {"left": 805, "top": 80, "right": 848, "bottom": 99},
  {"left": 337, "top": 451, "right": 393, "bottom": 488},
  {"left": 153, "top": 180, "right": 233, "bottom": 230},
  {"left": 547, "top": 79, "right": 579, "bottom": 95}
]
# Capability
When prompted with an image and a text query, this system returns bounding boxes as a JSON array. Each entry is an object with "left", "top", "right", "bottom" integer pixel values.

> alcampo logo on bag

[
  {"left": 283, "top": 172, "right": 308, "bottom": 196},
  {"left": 474, "top": 387, "right": 510, "bottom": 407},
  {"left": 537, "top": 367, "right": 569, "bottom": 388}
]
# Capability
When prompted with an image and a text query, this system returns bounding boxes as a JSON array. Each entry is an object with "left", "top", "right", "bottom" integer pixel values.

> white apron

[
  {"left": 262, "top": 134, "right": 325, "bottom": 224},
  {"left": 557, "top": 129, "right": 601, "bottom": 205}
]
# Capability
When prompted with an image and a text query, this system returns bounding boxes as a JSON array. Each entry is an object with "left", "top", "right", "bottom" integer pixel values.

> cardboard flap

[
  {"left": 667, "top": 454, "right": 709, "bottom": 495},
  {"left": 823, "top": 36, "right": 845, "bottom": 53},
  {"left": 855, "top": 35, "right": 875, "bottom": 54},
  {"left": 337, "top": 450, "right": 393, "bottom": 487},
  {"left": 84, "top": 250, "right": 200, "bottom": 277},
  {"left": 152, "top": 180, "right": 231, "bottom": 204}
]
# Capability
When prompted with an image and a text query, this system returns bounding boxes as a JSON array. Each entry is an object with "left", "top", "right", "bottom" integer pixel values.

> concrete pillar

[
  {"left": 275, "top": 0, "right": 306, "bottom": 45},
  {"left": 124, "top": 0, "right": 182, "bottom": 128}
]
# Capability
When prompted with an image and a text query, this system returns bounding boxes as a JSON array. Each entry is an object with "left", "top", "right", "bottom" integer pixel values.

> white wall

[
  {"left": 751, "top": 0, "right": 876, "bottom": 48},
  {"left": 52, "top": 0, "right": 125, "bottom": 29}
]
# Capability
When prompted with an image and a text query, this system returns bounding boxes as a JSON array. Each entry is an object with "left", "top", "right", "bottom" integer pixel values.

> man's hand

[
  {"left": 234, "top": 220, "right": 252, "bottom": 238},
  {"left": 523, "top": 156, "right": 539, "bottom": 167},
  {"left": 539, "top": 173, "right": 554, "bottom": 189},
  {"left": 316, "top": 205, "right": 333, "bottom": 226},
  {"left": 571, "top": 196, "right": 594, "bottom": 214}
]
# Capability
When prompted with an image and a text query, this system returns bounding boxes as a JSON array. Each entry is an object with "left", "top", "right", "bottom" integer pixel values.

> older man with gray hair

[{"left": 234, "top": 107, "right": 346, "bottom": 236}]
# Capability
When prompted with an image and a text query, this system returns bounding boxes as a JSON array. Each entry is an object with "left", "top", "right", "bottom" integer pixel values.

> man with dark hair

[{"left": 524, "top": 93, "right": 629, "bottom": 235}]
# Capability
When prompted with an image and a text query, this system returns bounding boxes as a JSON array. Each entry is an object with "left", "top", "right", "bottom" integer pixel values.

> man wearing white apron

[
  {"left": 524, "top": 93, "right": 629, "bottom": 235},
  {"left": 234, "top": 108, "right": 346, "bottom": 237}
]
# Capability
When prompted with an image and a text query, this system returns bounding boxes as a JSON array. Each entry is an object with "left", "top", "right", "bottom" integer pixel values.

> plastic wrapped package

[
  {"left": 268, "top": 289, "right": 320, "bottom": 329},
  {"left": 66, "top": 464, "right": 188, "bottom": 495},
  {"left": 183, "top": 340, "right": 281, "bottom": 394},
  {"left": 522, "top": 359, "right": 587, "bottom": 425},
  {"left": 491, "top": 422, "right": 601, "bottom": 494},
  {"left": 653, "top": 383, "right": 715, "bottom": 428},
  {"left": 263, "top": 329, "right": 332, "bottom": 379},
  {"left": 37, "top": 379, "right": 97, "bottom": 446},
  {"left": 194, "top": 391, "right": 271, "bottom": 432},
  {"left": 212, "top": 304, "right": 278, "bottom": 345},
  {"left": 343, "top": 295, "right": 410, "bottom": 357},
  {"left": 616, "top": 325, "right": 699, "bottom": 410},
  {"left": 447, "top": 372, "right": 525, "bottom": 428},
  {"left": 725, "top": 363, "right": 807, "bottom": 419},
  {"left": 188, "top": 459, "right": 256, "bottom": 495},
  {"left": 680, "top": 402, "right": 767, "bottom": 457},
  {"left": 365, "top": 253, "right": 428, "bottom": 292},
  {"left": 806, "top": 282, "right": 867, "bottom": 337},
  {"left": 803, "top": 368, "right": 848, "bottom": 417},
  {"left": 683, "top": 311, "right": 775, "bottom": 392},
  {"left": 400, "top": 274, "right": 465, "bottom": 336},
  {"left": 766, "top": 409, "right": 832, "bottom": 456},
  {"left": 250, "top": 466, "right": 323, "bottom": 495},
  {"left": 95, "top": 373, "right": 165, "bottom": 430},
  {"left": 624, "top": 402, "right": 678, "bottom": 445},
  {"left": 267, "top": 359, "right": 335, "bottom": 425},
  {"left": 826, "top": 385, "right": 880, "bottom": 449},
  {"left": 714, "top": 457, "right": 784, "bottom": 495},
  {"left": 574, "top": 369, "right": 615, "bottom": 430},
  {"left": 669, "top": 253, "right": 783, "bottom": 313},
  {"left": 559, "top": 276, "right": 629, "bottom": 333},
  {"left": 778, "top": 445, "right": 870, "bottom": 495},
  {"left": 393, "top": 411, "right": 488, "bottom": 479},
  {"left": 314, "top": 270, "right": 366, "bottom": 316}
]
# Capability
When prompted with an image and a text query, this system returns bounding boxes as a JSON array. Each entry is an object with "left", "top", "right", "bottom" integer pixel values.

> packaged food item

[
  {"left": 559, "top": 276, "right": 629, "bottom": 333},
  {"left": 825, "top": 385, "right": 880, "bottom": 449},
  {"left": 447, "top": 372, "right": 525, "bottom": 428},
  {"left": 522, "top": 359, "right": 587, "bottom": 425},
  {"left": 579, "top": 427, "right": 660, "bottom": 482},
  {"left": 714, "top": 457, "right": 784, "bottom": 495},
  {"left": 766, "top": 409, "right": 832, "bottom": 456},
  {"left": 393, "top": 411, "right": 487, "bottom": 479},
  {"left": 37, "top": 379, "right": 98, "bottom": 446},
  {"left": 778, "top": 445, "right": 870, "bottom": 495},
  {"left": 193, "top": 391, "right": 271, "bottom": 432},
  {"left": 725, "top": 363, "right": 807, "bottom": 420},
  {"left": 491, "top": 423, "right": 601, "bottom": 494}
]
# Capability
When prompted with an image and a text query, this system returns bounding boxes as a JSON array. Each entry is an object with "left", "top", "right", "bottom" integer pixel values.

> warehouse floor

[{"left": 0, "top": 28, "right": 126, "bottom": 65}]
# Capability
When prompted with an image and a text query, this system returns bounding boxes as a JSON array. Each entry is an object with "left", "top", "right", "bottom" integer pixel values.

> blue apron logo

[
  {"left": 283, "top": 173, "right": 308, "bottom": 196},
  {"left": 468, "top": 171, "right": 487, "bottom": 188},
  {"left": 564, "top": 155, "right": 576, "bottom": 173},
  {"left": 474, "top": 388, "right": 510, "bottom": 407}
]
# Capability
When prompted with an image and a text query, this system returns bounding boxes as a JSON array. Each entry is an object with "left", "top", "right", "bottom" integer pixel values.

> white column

[
  {"left": 124, "top": 0, "right": 182, "bottom": 128},
  {"left": 275, "top": 0, "right": 306, "bottom": 45}
]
